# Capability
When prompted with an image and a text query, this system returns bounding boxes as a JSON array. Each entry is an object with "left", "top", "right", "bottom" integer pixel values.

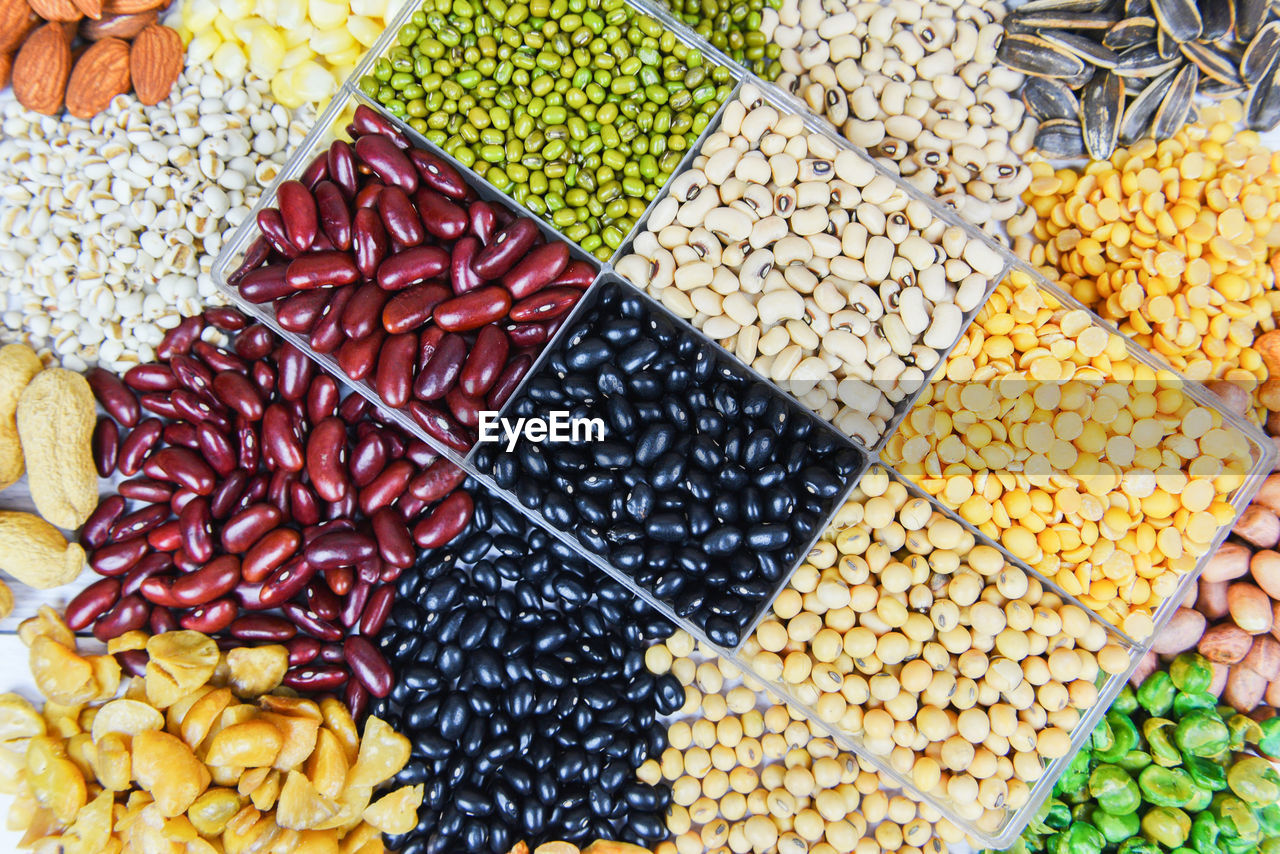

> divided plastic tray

[{"left": 207, "top": 1, "right": 1277, "bottom": 846}]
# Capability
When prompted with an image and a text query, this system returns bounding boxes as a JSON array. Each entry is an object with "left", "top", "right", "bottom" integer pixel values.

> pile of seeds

[
  {"left": 760, "top": 0, "right": 1036, "bottom": 234},
  {"left": 657, "top": 0, "right": 783, "bottom": 78},
  {"left": 0, "top": 62, "right": 316, "bottom": 373},
  {"left": 1000, "top": 0, "right": 1280, "bottom": 160}
]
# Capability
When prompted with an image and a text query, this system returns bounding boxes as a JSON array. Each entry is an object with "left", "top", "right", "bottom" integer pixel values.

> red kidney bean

[
  {"left": 413, "top": 332, "right": 466, "bottom": 400},
  {"left": 285, "top": 251, "right": 360, "bottom": 291},
  {"left": 503, "top": 241, "right": 570, "bottom": 300},
  {"left": 342, "top": 283, "right": 390, "bottom": 341},
  {"left": 257, "top": 208, "right": 300, "bottom": 259},
  {"left": 315, "top": 180, "right": 353, "bottom": 251},
  {"left": 161, "top": 420, "right": 199, "bottom": 449},
  {"left": 509, "top": 286, "right": 580, "bottom": 323},
  {"left": 195, "top": 423, "right": 237, "bottom": 479},
  {"left": 358, "top": 459, "right": 414, "bottom": 517},
  {"left": 459, "top": 324, "right": 510, "bottom": 397},
  {"left": 240, "top": 264, "right": 293, "bottom": 303},
  {"left": 229, "top": 237, "right": 270, "bottom": 286},
  {"left": 306, "top": 417, "right": 349, "bottom": 502},
  {"left": 221, "top": 503, "right": 284, "bottom": 554},
  {"left": 323, "top": 565, "right": 355, "bottom": 596},
  {"left": 82, "top": 495, "right": 126, "bottom": 550},
  {"left": 407, "top": 459, "right": 466, "bottom": 505},
  {"left": 171, "top": 354, "right": 215, "bottom": 395},
  {"left": 282, "top": 602, "right": 344, "bottom": 641},
  {"left": 408, "top": 401, "right": 473, "bottom": 452},
  {"left": 230, "top": 614, "right": 297, "bottom": 642},
  {"left": 118, "top": 476, "right": 173, "bottom": 504},
  {"left": 377, "top": 186, "right": 424, "bottom": 247},
  {"left": 352, "top": 207, "right": 389, "bottom": 279},
  {"left": 237, "top": 417, "right": 260, "bottom": 471},
  {"left": 147, "top": 520, "right": 182, "bottom": 552},
  {"left": 375, "top": 245, "right": 449, "bottom": 292},
  {"left": 171, "top": 555, "right": 241, "bottom": 607},
  {"left": 290, "top": 481, "right": 321, "bottom": 526},
  {"left": 450, "top": 236, "right": 484, "bottom": 295},
  {"left": 151, "top": 608, "right": 181, "bottom": 634},
  {"left": 416, "top": 325, "right": 445, "bottom": 371},
  {"left": 143, "top": 447, "right": 215, "bottom": 495},
  {"left": 268, "top": 469, "right": 295, "bottom": 515},
  {"left": 327, "top": 138, "right": 359, "bottom": 197},
  {"left": 359, "top": 584, "right": 395, "bottom": 636},
  {"left": 110, "top": 505, "right": 168, "bottom": 542},
  {"left": 375, "top": 333, "right": 418, "bottom": 408},
  {"left": 251, "top": 361, "right": 276, "bottom": 398},
  {"left": 178, "top": 497, "right": 213, "bottom": 563},
  {"left": 205, "top": 307, "right": 248, "bottom": 332},
  {"left": 171, "top": 390, "right": 225, "bottom": 431},
  {"left": 403, "top": 440, "right": 437, "bottom": 468},
  {"left": 338, "top": 390, "right": 371, "bottom": 424},
  {"left": 555, "top": 259, "right": 598, "bottom": 289},
  {"left": 283, "top": 664, "right": 347, "bottom": 692},
  {"left": 92, "top": 594, "right": 150, "bottom": 641},
  {"left": 277, "top": 287, "right": 332, "bottom": 334},
  {"left": 301, "top": 150, "right": 329, "bottom": 188},
  {"left": 139, "top": 393, "right": 181, "bottom": 420},
  {"left": 344, "top": 635, "right": 392, "bottom": 697},
  {"left": 122, "top": 553, "right": 173, "bottom": 596},
  {"left": 259, "top": 555, "right": 319, "bottom": 609},
  {"left": 307, "top": 579, "right": 343, "bottom": 620},
  {"left": 433, "top": 286, "right": 513, "bottom": 333},
  {"left": 472, "top": 217, "right": 540, "bottom": 278},
  {"left": 209, "top": 469, "right": 248, "bottom": 519},
  {"left": 357, "top": 554, "right": 383, "bottom": 585},
  {"left": 306, "top": 375, "right": 339, "bottom": 423},
  {"left": 410, "top": 148, "right": 466, "bottom": 199},
  {"left": 93, "top": 417, "right": 119, "bottom": 477},
  {"left": 211, "top": 370, "right": 264, "bottom": 422},
  {"left": 309, "top": 286, "right": 355, "bottom": 355},
  {"left": 286, "top": 636, "right": 321, "bottom": 665},
  {"left": 468, "top": 200, "right": 497, "bottom": 245},
  {"left": 445, "top": 385, "right": 483, "bottom": 427},
  {"left": 236, "top": 325, "right": 275, "bottom": 361},
  {"left": 336, "top": 329, "right": 385, "bottom": 381},
  {"left": 180, "top": 598, "right": 237, "bottom": 633},
  {"left": 355, "top": 181, "right": 384, "bottom": 210},
  {"left": 352, "top": 104, "right": 409, "bottom": 147},
  {"left": 261, "top": 403, "right": 304, "bottom": 472},
  {"left": 348, "top": 432, "right": 387, "bottom": 488},
  {"left": 305, "top": 530, "right": 377, "bottom": 569},
  {"left": 382, "top": 282, "right": 448, "bottom": 335},
  {"left": 243, "top": 528, "right": 300, "bottom": 583},
  {"left": 124, "top": 363, "right": 178, "bottom": 392},
  {"left": 340, "top": 579, "right": 371, "bottom": 627},
  {"left": 234, "top": 579, "right": 270, "bottom": 611},
  {"left": 413, "top": 490, "right": 475, "bottom": 548},
  {"left": 414, "top": 188, "right": 467, "bottom": 240},
  {"left": 66, "top": 577, "right": 122, "bottom": 631},
  {"left": 278, "top": 180, "right": 318, "bottom": 251},
  {"left": 170, "top": 488, "right": 199, "bottom": 515},
  {"left": 277, "top": 344, "right": 314, "bottom": 402},
  {"left": 139, "top": 574, "right": 182, "bottom": 607},
  {"left": 344, "top": 678, "right": 370, "bottom": 722},
  {"left": 486, "top": 353, "right": 534, "bottom": 410},
  {"left": 371, "top": 506, "right": 413, "bottom": 568},
  {"left": 87, "top": 368, "right": 139, "bottom": 427},
  {"left": 355, "top": 133, "right": 418, "bottom": 193}
]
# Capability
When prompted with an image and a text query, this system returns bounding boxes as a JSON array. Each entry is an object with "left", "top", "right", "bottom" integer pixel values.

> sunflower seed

[
  {"left": 1243, "top": 20, "right": 1280, "bottom": 84},
  {"left": 1022, "top": 77, "right": 1083, "bottom": 120},
  {"left": 1126, "top": 0, "right": 1153, "bottom": 14},
  {"left": 1081, "top": 70, "right": 1124, "bottom": 159},
  {"left": 1152, "top": 62, "right": 1197, "bottom": 137},
  {"left": 1119, "top": 65, "right": 1177, "bottom": 143},
  {"left": 1035, "top": 118, "right": 1087, "bottom": 156},
  {"left": 1247, "top": 51, "right": 1280, "bottom": 130},
  {"left": 1237, "top": 0, "right": 1272, "bottom": 44},
  {"left": 1150, "top": 0, "right": 1202, "bottom": 43},
  {"left": 1103, "top": 17, "right": 1159, "bottom": 49},
  {"left": 1114, "top": 43, "right": 1183, "bottom": 76},
  {"left": 1199, "top": 78, "right": 1246, "bottom": 98},
  {"left": 1005, "top": 10, "right": 1121, "bottom": 30},
  {"left": 1040, "top": 29, "right": 1123, "bottom": 66},
  {"left": 1181, "top": 39, "right": 1245, "bottom": 86},
  {"left": 997, "top": 33, "right": 1091, "bottom": 78},
  {"left": 1015, "top": 0, "right": 1112, "bottom": 11},
  {"left": 1196, "top": 0, "right": 1234, "bottom": 43},
  {"left": 1157, "top": 27, "right": 1180, "bottom": 59}
]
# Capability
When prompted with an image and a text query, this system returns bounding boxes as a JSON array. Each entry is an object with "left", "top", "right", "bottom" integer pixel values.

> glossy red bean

[
  {"left": 278, "top": 180, "right": 318, "bottom": 252},
  {"left": 404, "top": 440, "right": 437, "bottom": 468},
  {"left": 357, "top": 458, "right": 413, "bottom": 517},
  {"left": 468, "top": 200, "right": 497, "bottom": 245},
  {"left": 261, "top": 403, "right": 304, "bottom": 472},
  {"left": 236, "top": 417, "right": 261, "bottom": 471},
  {"left": 171, "top": 555, "right": 241, "bottom": 607},
  {"left": 117, "top": 477, "right": 172, "bottom": 505},
  {"left": 450, "top": 235, "right": 484, "bottom": 295},
  {"left": 221, "top": 503, "right": 284, "bottom": 554},
  {"left": 158, "top": 317, "right": 202, "bottom": 361},
  {"left": 143, "top": 447, "right": 215, "bottom": 495},
  {"left": 65, "top": 577, "right": 121, "bottom": 631},
  {"left": 229, "top": 237, "right": 270, "bottom": 286},
  {"left": 124, "top": 363, "right": 178, "bottom": 392},
  {"left": 286, "top": 635, "right": 321, "bottom": 664},
  {"left": 209, "top": 371, "right": 262, "bottom": 422},
  {"left": 353, "top": 207, "right": 389, "bottom": 279},
  {"left": 503, "top": 241, "right": 570, "bottom": 299},
  {"left": 233, "top": 326, "right": 273, "bottom": 361},
  {"left": 383, "top": 282, "right": 449, "bottom": 334},
  {"left": 409, "top": 148, "right": 466, "bottom": 199},
  {"left": 177, "top": 497, "right": 214, "bottom": 563},
  {"left": 289, "top": 480, "right": 320, "bottom": 527},
  {"left": 171, "top": 354, "right": 215, "bottom": 396},
  {"left": 108, "top": 505, "right": 167, "bottom": 542},
  {"left": 375, "top": 333, "right": 417, "bottom": 408},
  {"left": 413, "top": 489, "right": 474, "bottom": 547},
  {"left": 170, "top": 390, "right": 225, "bottom": 431},
  {"left": 82, "top": 495, "right": 126, "bottom": 550},
  {"left": 408, "top": 401, "right": 473, "bottom": 452},
  {"left": 207, "top": 470, "right": 247, "bottom": 520},
  {"left": 277, "top": 287, "right": 332, "bottom": 334},
  {"left": 240, "top": 264, "right": 293, "bottom": 303},
  {"left": 509, "top": 286, "right": 580, "bottom": 322},
  {"left": 413, "top": 333, "right": 466, "bottom": 401},
  {"left": 305, "top": 416, "right": 349, "bottom": 502},
  {"left": 458, "top": 324, "right": 508, "bottom": 397},
  {"left": 334, "top": 328, "right": 382, "bottom": 381},
  {"left": 139, "top": 574, "right": 181, "bottom": 607},
  {"left": 305, "top": 530, "right": 377, "bottom": 569},
  {"left": 230, "top": 614, "right": 297, "bottom": 642},
  {"left": 377, "top": 185, "right": 425, "bottom": 248},
  {"left": 301, "top": 150, "right": 329, "bottom": 188},
  {"left": 348, "top": 432, "right": 387, "bottom": 488},
  {"left": 354, "top": 133, "right": 418, "bottom": 191},
  {"left": 87, "top": 368, "right": 139, "bottom": 427},
  {"left": 193, "top": 423, "right": 236, "bottom": 479},
  {"left": 259, "top": 555, "right": 319, "bottom": 609},
  {"left": 307, "top": 579, "right": 343, "bottom": 620},
  {"left": 405, "top": 459, "right": 464, "bottom": 505},
  {"left": 283, "top": 664, "right": 347, "bottom": 691},
  {"left": 170, "top": 488, "right": 200, "bottom": 516},
  {"left": 339, "top": 579, "right": 371, "bottom": 627},
  {"left": 486, "top": 353, "right": 534, "bottom": 410},
  {"left": 433, "top": 286, "right": 513, "bottom": 333},
  {"left": 375, "top": 244, "right": 449, "bottom": 291},
  {"left": 257, "top": 208, "right": 300, "bottom": 258},
  {"left": 555, "top": 259, "right": 598, "bottom": 289},
  {"left": 147, "top": 520, "right": 182, "bottom": 552},
  {"left": 277, "top": 344, "right": 314, "bottom": 403},
  {"left": 139, "top": 393, "right": 181, "bottom": 420},
  {"left": 344, "top": 635, "right": 392, "bottom": 697},
  {"left": 92, "top": 594, "right": 150, "bottom": 641},
  {"left": 305, "top": 375, "right": 339, "bottom": 424},
  {"left": 281, "top": 601, "right": 344, "bottom": 641},
  {"left": 161, "top": 420, "right": 198, "bottom": 449},
  {"left": 323, "top": 565, "right": 355, "bottom": 596},
  {"left": 445, "top": 385, "right": 483, "bottom": 427},
  {"left": 472, "top": 217, "right": 540, "bottom": 278},
  {"left": 355, "top": 181, "right": 384, "bottom": 209},
  {"left": 180, "top": 598, "right": 237, "bottom": 633},
  {"left": 314, "top": 180, "right": 353, "bottom": 251},
  {"left": 204, "top": 307, "right": 247, "bottom": 332},
  {"left": 242, "top": 528, "right": 300, "bottom": 583},
  {"left": 150, "top": 608, "right": 180, "bottom": 635},
  {"left": 268, "top": 469, "right": 295, "bottom": 515},
  {"left": 344, "top": 678, "right": 370, "bottom": 722},
  {"left": 285, "top": 251, "right": 360, "bottom": 291},
  {"left": 121, "top": 553, "right": 172, "bottom": 596},
  {"left": 93, "top": 417, "right": 119, "bottom": 477},
  {"left": 416, "top": 325, "right": 446, "bottom": 371},
  {"left": 342, "top": 283, "right": 390, "bottom": 341},
  {"left": 371, "top": 506, "right": 413, "bottom": 568},
  {"left": 414, "top": 188, "right": 467, "bottom": 240},
  {"left": 359, "top": 584, "right": 395, "bottom": 636},
  {"left": 327, "top": 139, "right": 359, "bottom": 197},
  {"left": 352, "top": 104, "right": 409, "bottom": 146}
]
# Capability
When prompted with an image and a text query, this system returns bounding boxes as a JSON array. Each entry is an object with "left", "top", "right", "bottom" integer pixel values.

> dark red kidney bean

[
  {"left": 377, "top": 186, "right": 424, "bottom": 247},
  {"left": 503, "top": 241, "right": 570, "bottom": 299},
  {"left": 509, "top": 286, "right": 580, "bottom": 323},
  {"left": 139, "top": 393, "right": 181, "bottom": 420},
  {"left": 230, "top": 614, "right": 297, "bottom": 642},
  {"left": 178, "top": 497, "right": 213, "bottom": 563},
  {"left": 161, "top": 421, "right": 198, "bottom": 450},
  {"left": 82, "top": 495, "right": 126, "bottom": 549},
  {"left": 180, "top": 598, "right": 237, "bottom": 633},
  {"left": 209, "top": 470, "right": 248, "bottom": 520},
  {"left": 234, "top": 580, "right": 270, "bottom": 611},
  {"left": 257, "top": 208, "right": 300, "bottom": 258},
  {"left": 87, "top": 368, "right": 139, "bottom": 427},
  {"left": 383, "top": 282, "right": 448, "bottom": 335},
  {"left": 282, "top": 602, "right": 344, "bottom": 641},
  {"left": 460, "top": 324, "right": 510, "bottom": 397},
  {"left": 277, "top": 287, "right": 332, "bottom": 334},
  {"left": 243, "top": 527, "right": 301, "bottom": 583},
  {"left": 262, "top": 403, "right": 304, "bottom": 472},
  {"left": 65, "top": 577, "right": 121, "bottom": 631},
  {"left": 286, "top": 636, "right": 321, "bottom": 665},
  {"left": 240, "top": 264, "right": 293, "bottom": 303},
  {"left": 445, "top": 385, "right": 483, "bottom": 428},
  {"left": 283, "top": 664, "right": 347, "bottom": 691},
  {"left": 237, "top": 417, "right": 260, "bottom": 471},
  {"left": 340, "top": 580, "right": 372, "bottom": 628},
  {"left": 259, "top": 555, "right": 319, "bottom": 608},
  {"left": 147, "top": 520, "right": 182, "bottom": 552},
  {"left": 355, "top": 133, "right": 418, "bottom": 192},
  {"left": 118, "top": 476, "right": 172, "bottom": 504},
  {"left": 327, "top": 139, "right": 358, "bottom": 197},
  {"left": 171, "top": 554, "right": 241, "bottom": 607},
  {"left": 124, "top": 363, "right": 178, "bottom": 392},
  {"left": 228, "top": 237, "right": 270, "bottom": 286},
  {"left": 251, "top": 361, "right": 276, "bottom": 398},
  {"left": 375, "top": 333, "right": 417, "bottom": 408},
  {"left": 170, "top": 390, "right": 224, "bottom": 431},
  {"left": 210, "top": 370, "right": 264, "bottom": 421},
  {"left": 317, "top": 641, "right": 346, "bottom": 662},
  {"left": 336, "top": 329, "right": 385, "bottom": 381},
  {"left": 338, "top": 393, "right": 372, "bottom": 424},
  {"left": 409, "top": 148, "right": 466, "bottom": 199},
  {"left": 170, "top": 488, "right": 199, "bottom": 515},
  {"left": 433, "top": 286, "right": 513, "bottom": 333},
  {"left": 290, "top": 481, "right": 322, "bottom": 526},
  {"left": 236, "top": 324, "right": 275, "bottom": 360},
  {"left": 413, "top": 490, "right": 474, "bottom": 547},
  {"left": 554, "top": 259, "right": 597, "bottom": 289},
  {"left": 375, "top": 245, "right": 448, "bottom": 292},
  {"left": 195, "top": 423, "right": 237, "bottom": 479},
  {"left": 344, "top": 678, "right": 370, "bottom": 722},
  {"left": 122, "top": 553, "right": 172, "bottom": 596},
  {"left": 357, "top": 554, "right": 383, "bottom": 586},
  {"left": 278, "top": 180, "right": 318, "bottom": 252},
  {"left": 309, "top": 220, "right": 337, "bottom": 253},
  {"left": 354, "top": 181, "right": 384, "bottom": 210},
  {"left": 305, "top": 530, "right": 377, "bottom": 569},
  {"left": 171, "top": 353, "right": 215, "bottom": 395},
  {"left": 468, "top": 200, "right": 497, "bottom": 245},
  {"left": 414, "top": 188, "right": 467, "bottom": 240},
  {"left": 371, "top": 506, "right": 413, "bottom": 568},
  {"left": 409, "top": 459, "right": 466, "bottom": 504},
  {"left": 348, "top": 432, "right": 387, "bottom": 488},
  {"left": 268, "top": 469, "right": 295, "bottom": 515},
  {"left": 413, "top": 332, "right": 466, "bottom": 400},
  {"left": 144, "top": 447, "right": 215, "bottom": 495},
  {"left": 486, "top": 353, "right": 534, "bottom": 410},
  {"left": 309, "top": 285, "right": 355, "bottom": 355},
  {"left": 450, "top": 235, "right": 484, "bottom": 295},
  {"left": 301, "top": 150, "right": 329, "bottom": 188},
  {"left": 92, "top": 594, "right": 150, "bottom": 641},
  {"left": 221, "top": 503, "right": 284, "bottom": 553},
  {"left": 353, "top": 206, "right": 389, "bottom": 280},
  {"left": 306, "top": 417, "right": 349, "bottom": 503},
  {"left": 307, "top": 579, "right": 343, "bottom": 620},
  {"left": 407, "top": 401, "right": 473, "bottom": 452},
  {"left": 314, "top": 180, "right": 353, "bottom": 250},
  {"left": 403, "top": 440, "right": 437, "bottom": 468},
  {"left": 277, "top": 343, "right": 314, "bottom": 402},
  {"left": 504, "top": 321, "right": 550, "bottom": 348},
  {"left": 93, "top": 417, "right": 119, "bottom": 477},
  {"left": 416, "top": 325, "right": 445, "bottom": 372},
  {"left": 150, "top": 607, "right": 180, "bottom": 635},
  {"left": 359, "top": 584, "right": 395, "bottom": 636},
  {"left": 352, "top": 104, "right": 409, "bottom": 148},
  {"left": 306, "top": 375, "right": 339, "bottom": 423},
  {"left": 141, "top": 575, "right": 183, "bottom": 608},
  {"left": 472, "top": 217, "right": 540, "bottom": 278},
  {"left": 206, "top": 307, "right": 247, "bottom": 332},
  {"left": 342, "top": 283, "right": 390, "bottom": 341},
  {"left": 285, "top": 251, "right": 360, "bottom": 291},
  {"left": 110, "top": 504, "right": 168, "bottom": 541},
  {"left": 358, "top": 459, "right": 414, "bottom": 517},
  {"left": 344, "top": 635, "right": 392, "bottom": 697},
  {"left": 323, "top": 565, "right": 354, "bottom": 596}
]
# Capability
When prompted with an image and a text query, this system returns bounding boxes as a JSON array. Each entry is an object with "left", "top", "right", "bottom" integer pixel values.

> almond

[
  {"left": 12, "top": 21, "right": 71, "bottom": 115},
  {"left": 129, "top": 23, "right": 179, "bottom": 105},
  {"left": 78, "top": 8, "right": 153, "bottom": 39},
  {"left": 26, "top": 0, "right": 81, "bottom": 21},
  {"left": 0, "top": 52, "right": 11, "bottom": 89},
  {"left": 64, "top": 35, "right": 129, "bottom": 119},
  {"left": 100, "top": 0, "right": 164, "bottom": 12},
  {"left": 70, "top": 0, "right": 99, "bottom": 18},
  {"left": 0, "top": 0, "right": 38, "bottom": 53}
]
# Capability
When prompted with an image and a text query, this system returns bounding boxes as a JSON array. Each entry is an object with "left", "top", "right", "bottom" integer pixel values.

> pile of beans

[
  {"left": 740, "top": 466, "right": 1133, "bottom": 833},
  {"left": 357, "top": 0, "right": 735, "bottom": 261},
  {"left": 70, "top": 309, "right": 474, "bottom": 718},
  {"left": 883, "top": 270, "right": 1259, "bottom": 638},
  {"left": 657, "top": 0, "right": 782, "bottom": 79},
  {"left": 373, "top": 492, "right": 677, "bottom": 854},
  {"left": 228, "top": 106, "right": 592, "bottom": 453},
  {"left": 473, "top": 279, "right": 863, "bottom": 648},
  {"left": 1011, "top": 101, "right": 1280, "bottom": 394},
  {"left": 615, "top": 85, "right": 1006, "bottom": 449}
]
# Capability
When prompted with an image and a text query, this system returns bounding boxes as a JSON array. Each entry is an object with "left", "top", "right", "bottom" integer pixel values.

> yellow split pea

[
  {"left": 1011, "top": 101, "right": 1280, "bottom": 404},
  {"left": 883, "top": 271, "right": 1255, "bottom": 637}
]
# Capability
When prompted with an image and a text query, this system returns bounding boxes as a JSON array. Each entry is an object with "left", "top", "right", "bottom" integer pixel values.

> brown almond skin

[
  {"left": 26, "top": 0, "right": 80, "bottom": 20},
  {"left": 100, "top": 0, "right": 164, "bottom": 12},
  {"left": 78, "top": 8, "right": 153, "bottom": 39},
  {"left": 0, "top": 52, "right": 11, "bottom": 90},
  {"left": 12, "top": 22, "right": 72, "bottom": 115},
  {"left": 129, "top": 22, "right": 180, "bottom": 105},
  {"left": 64, "top": 35, "right": 130, "bottom": 119},
  {"left": 0, "top": 0, "right": 39, "bottom": 53},
  {"left": 70, "top": 0, "right": 99, "bottom": 17}
]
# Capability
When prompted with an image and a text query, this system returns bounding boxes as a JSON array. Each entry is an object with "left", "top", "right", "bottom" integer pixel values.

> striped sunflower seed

[
  {"left": 1103, "top": 17, "right": 1158, "bottom": 50},
  {"left": 1114, "top": 43, "right": 1182, "bottom": 77},
  {"left": 1081, "top": 70, "right": 1124, "bottom": 160},
  {"left": 1198, "top": 0, "right": 1234, "bottom": 43},
  {"left": 1181, "top": 40, "right": 1245, "bottom": 87},
  {"left": 1118, "top": 65, "right": 1177, "bottom": 143},
  {"left": 1242, "top": 20, "right": 1280, "bottom": 85},
  {"left": 1041, "top": 29, "right": 1122, "bottom": 67},
  {"left": 1150, "top": 0, "right": 1203, "bottom": 44},
  {"left": 997, "top": 33, "right": 1090, "bottom": 78},
  {"left": 1034, "top": 118, "right": 1087, "bottom": 157},
  {"left": 1022, "top": 77, "right": 1083, "bottom": 121},
  {"left": 1238, "top": 0, "right": 1273, "bottom": 43},
  {"left": 1151, "top": 62, "right": 1198, "bottom": 137},
  {"left": 1247, "top": 50, "right": 1280, "bottom": 129}
]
